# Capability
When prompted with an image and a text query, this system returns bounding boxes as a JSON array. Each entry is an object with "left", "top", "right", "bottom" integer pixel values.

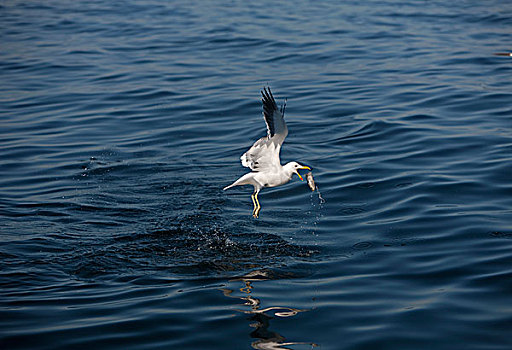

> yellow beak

[{"left": 296, "top": 166, "right": 311, "bottom": 181}]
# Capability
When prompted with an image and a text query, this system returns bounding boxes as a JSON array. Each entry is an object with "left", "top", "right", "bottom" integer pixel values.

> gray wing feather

[
  {"left": 240, "top": 87, "right": 288, "bottom": 172},
  {"left": 240, "top": 136, "right": 282, "bottom": 171}
]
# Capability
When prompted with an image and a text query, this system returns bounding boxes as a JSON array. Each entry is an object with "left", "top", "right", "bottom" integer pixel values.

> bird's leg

[
  {"left": 251, "top": 193, "right": 258, "bottom": 218},
  {"left": 253, "top": 192, "right": 261, "bottom": 218}
]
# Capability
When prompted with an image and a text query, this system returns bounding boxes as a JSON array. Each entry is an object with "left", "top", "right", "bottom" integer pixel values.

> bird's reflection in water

[{"left": 221, "top": 270, "right": 318, "bottom": 350}]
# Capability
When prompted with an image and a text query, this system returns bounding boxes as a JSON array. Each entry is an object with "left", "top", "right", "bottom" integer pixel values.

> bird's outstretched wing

[
  {"left": 240, "top": 87, "right": 288, "bottom": 172},
  {"left": 261, "top": 87, "right": 288, "bottom": 142}
]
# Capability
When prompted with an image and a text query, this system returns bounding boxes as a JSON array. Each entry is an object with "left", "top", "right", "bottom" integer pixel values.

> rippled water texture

[{"left": 1, "top": 1, "right": 512, "bottom": 349}]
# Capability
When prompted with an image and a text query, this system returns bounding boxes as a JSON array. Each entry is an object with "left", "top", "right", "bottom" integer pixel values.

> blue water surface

[{"left": 1, "top": 1, "right": 512, "bottom": 349}]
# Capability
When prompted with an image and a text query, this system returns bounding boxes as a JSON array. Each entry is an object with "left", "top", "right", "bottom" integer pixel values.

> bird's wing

[
  {"left": 240, "top": 136, "right": 281, "bottom": 172},
  {"left": 240, "top": 87, "right": 288, "bottom": 172},
  {"left": 261, "top": 87, "right": 288, "bottom": 143}
]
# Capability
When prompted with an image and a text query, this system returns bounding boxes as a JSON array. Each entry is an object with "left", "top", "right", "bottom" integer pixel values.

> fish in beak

[{"left": 296, "top": 165, "right": 311, "bottom": 181}]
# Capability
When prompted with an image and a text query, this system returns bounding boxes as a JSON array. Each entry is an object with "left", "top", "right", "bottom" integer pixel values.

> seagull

[{"left": 223, "top": 87, "right": 311, "bottom": 218}]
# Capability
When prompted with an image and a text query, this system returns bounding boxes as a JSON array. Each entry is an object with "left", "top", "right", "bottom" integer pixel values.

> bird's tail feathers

[
  {"left": 223, "top": 183, "right": 236, "bottom": 191},
  {"left": 223, "top": 173, "right": 255, "bottom": 191}
]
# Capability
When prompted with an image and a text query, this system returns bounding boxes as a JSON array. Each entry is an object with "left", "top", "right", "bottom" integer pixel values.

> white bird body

[
  {"left": 223, "top": 87, "right": 310, "bottom": 218},
  {"left": 224, "top": 162, "right": 296, "bottom": 191}
]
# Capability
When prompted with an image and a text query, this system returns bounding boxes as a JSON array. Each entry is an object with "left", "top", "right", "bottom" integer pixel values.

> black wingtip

[
  {"left": 280, "top": 98, "right": 287, "bottom": 115},
  {"left": 261, "top": 86, "right": 278, "bottom": 109},
  {"left": 261, "top": 86, "right": 278, "bottom": 137}
]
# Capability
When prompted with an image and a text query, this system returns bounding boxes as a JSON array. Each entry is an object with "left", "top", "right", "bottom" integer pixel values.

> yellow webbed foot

[
  {"left": 251, "top": 192, "right": 261, "bottom": 218},
  {"left": 251, "top": 194, "right": 259, "bottom": 218}
]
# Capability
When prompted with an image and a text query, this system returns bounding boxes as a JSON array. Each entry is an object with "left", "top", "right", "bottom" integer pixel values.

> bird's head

[{"left": 286, "top": 162, "right": 311, "bottom": 181}]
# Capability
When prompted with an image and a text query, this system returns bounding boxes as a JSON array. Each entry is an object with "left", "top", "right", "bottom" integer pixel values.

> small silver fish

[{"left": 306, "top": 172, "right": 315, "bottom": 191}]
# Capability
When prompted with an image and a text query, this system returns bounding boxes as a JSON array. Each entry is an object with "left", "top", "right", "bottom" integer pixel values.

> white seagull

[{"left": 223, "top": 87, "right": 311, "bottom": 218}]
